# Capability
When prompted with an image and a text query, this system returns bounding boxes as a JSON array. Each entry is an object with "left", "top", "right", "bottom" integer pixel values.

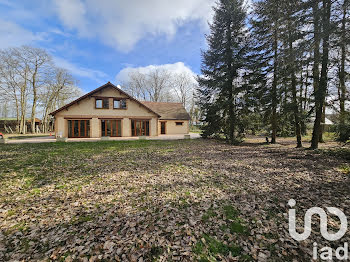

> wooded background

[
  {"left": 0, "top": 46, "right": 81, "bottom": 134},
  {"left": 197, "top": 0, "right": 349, "bottom": 149}
]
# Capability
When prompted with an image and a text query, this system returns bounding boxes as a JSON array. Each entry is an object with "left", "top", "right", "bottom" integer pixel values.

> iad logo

[
  {"left": 288, "top": 199, "right": 347, "bottom": 241},
  {"left": 288, "top": 199, "right": 348, "bottom": 260}
]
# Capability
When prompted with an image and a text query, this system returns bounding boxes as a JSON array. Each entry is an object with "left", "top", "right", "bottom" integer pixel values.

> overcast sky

[{"left": 0, "top": 0, "right": 216, "bottom": 92}]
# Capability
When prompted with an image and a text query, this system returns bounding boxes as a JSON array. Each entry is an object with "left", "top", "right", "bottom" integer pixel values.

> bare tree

[
  {"left": 0, "top": 48, "right": 30, "bottom": 133},
  {"left": 40, "top": 67, "right": 79, "bottom": 132},
  {"left": 146, "top": 68, "right": 171, "bottom": 102},
  {"left": 171, "top": 72, "right": 195, "bottom": 108},
  {"left": 123, "top": 68, "right": 172, "bottom": 102},
  {"left": 122, "top": 68, "right": 196, "bottom": 126},
  {"left": 123, "top": 71, "right": 148, "bottom": 100},
  {"left": 0, "top": 45, "right": 79, "bottom": 134},
  {"left": 23, "top": 46, "right": 53, "bottom": 133}
]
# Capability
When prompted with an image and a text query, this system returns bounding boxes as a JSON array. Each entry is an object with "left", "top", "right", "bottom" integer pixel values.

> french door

[
  {"left": 101, "top": 119, "right": 122, "bottom": 137},
  {"left": 68, "top": 120, "right": 90, "bottom": 138},
  {"left": 131, "top": 120, "right": 150, "bottom": 136}
]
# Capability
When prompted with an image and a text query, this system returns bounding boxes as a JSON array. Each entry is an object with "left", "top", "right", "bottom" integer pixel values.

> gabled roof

[
  {"left": 50, "top": 82, "right": 160, "bottom": 117},
  {"left": 141, "top": 101, "right": 190, "bottom": 120}
]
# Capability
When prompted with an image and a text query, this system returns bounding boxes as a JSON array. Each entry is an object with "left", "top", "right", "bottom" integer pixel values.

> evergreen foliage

[{"left": 197, "top": 0, "right": 350, "bottom": 148}]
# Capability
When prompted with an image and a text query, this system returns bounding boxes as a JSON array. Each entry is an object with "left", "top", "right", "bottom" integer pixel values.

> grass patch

[
  {"left": 222, "top": 205, "right": 249, "bottom": 235},
  {"left": 202, "top": 208, "right": 218, "bottom": 222},
  {"left": 193, "top": 234, "right": 242, "bottom": 260},
  {"left": 302, "top": 132, "right": 336, "bottom": 142},
  {"left": 71, "top": 215, "right": 93, "bottom": 225},
  {"left": 6, "top": 209, "right": 16, "bottom": 217},
  {"left": 228, "top": 221, "right": 248, "bottom": 234},
  {"left": 144, "top": 246, "right": 163, "bottom": 261},
  {"left": 223, "top": 205, "right": 239, "bottom": 220},
  {"left": 321, "top": 148, "right": 350, "bottom": 160},
  {"left": 0, "top": 139, "right": 195, "bottom": 191},
  {"left": 337, "top": 164, "right": 350, "bottom": 174},
  {"left": 10, "top": 222, "right": 28, "bottom": 233}
]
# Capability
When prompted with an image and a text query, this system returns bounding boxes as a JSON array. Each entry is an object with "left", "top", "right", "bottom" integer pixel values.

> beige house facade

[{"left": 50, "top": 82, "right": 190, "bottom": 138}]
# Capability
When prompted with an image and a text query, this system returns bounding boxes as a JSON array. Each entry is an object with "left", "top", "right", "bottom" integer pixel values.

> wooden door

[
  {"left": 161, "top": 122, "right": 166, "bottom": 134},
  {"left": 68, "top": 120, "right": 90, "bottom": 138},
  {"left": 131, "top": 120, "right": 150, "bottom": 136},
  {"left": 101, "top": 120, "right": 122, "bottom": 137}
]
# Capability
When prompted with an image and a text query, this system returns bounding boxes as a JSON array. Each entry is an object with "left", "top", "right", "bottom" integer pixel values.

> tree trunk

[
  {"left": 310, "top": 0, "right": 321, "bottom": 148},
  {"left": 338, "top": 0, "right": 347, "bottom": 140},
  {"left": 287, "top": 12, "right": 302, "bottom": 148},
  {"left": 290, "top": 54, "right": 303, "bottom": 148},
  {"left": 224, "top": 19, "right": 236, "bottom": 144},
  {"left": 304, "top": 62, "right": 310, "bottom": 111},
  {"left": 271, "top": 27, "right": 278, "bottom": 144},
  {"left": 319, "top": 103, "right": 326, "bottom": 142},
  {"left": 30, "top": 64, "right": 38, "bottom": 133},
  {"left": 14, "top": 94, "right": 20, "bottom": 132},
  {"left": 311, "top": 0, "right": 331, "bottom": 149},
  {"left": 30, "top": 97, "right": 37, "bottom": 133},
  {"left": 19, "top": 66, "right": 28, "bottom": 134}
]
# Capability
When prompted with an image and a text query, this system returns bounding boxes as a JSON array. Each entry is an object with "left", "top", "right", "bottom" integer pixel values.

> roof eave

[{"left": 49, "top": 82, "right": 161, "bottom": 117}]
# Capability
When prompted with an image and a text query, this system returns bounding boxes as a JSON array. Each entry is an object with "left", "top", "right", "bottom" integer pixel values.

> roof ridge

[{"left": 50, "top": 82, "right": 161, "bottom": 117}]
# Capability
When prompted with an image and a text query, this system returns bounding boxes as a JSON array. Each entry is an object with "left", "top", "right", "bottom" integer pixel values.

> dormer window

[
  {"left": 114, "top": 99, "right": 127, "bottom": 109},
  {"left": 96, "top": 98, "right": 109, "bottom": 109}
]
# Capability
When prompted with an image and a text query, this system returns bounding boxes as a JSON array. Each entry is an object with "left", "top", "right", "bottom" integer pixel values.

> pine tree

[
  {"left": 311, "top": 0, "right": 332, "bottom": 149},
  {"left": 335, "top": 0, "right": 350, "bottom": 141},
  {"left": 197, "top": 0, "right": 248, "bottom": 144},
  {"left": 250, "top": 0, "right": 283, "bottom": 144},
  {"left": 280, "top": 0, "right": 306, "bottom": 148}
]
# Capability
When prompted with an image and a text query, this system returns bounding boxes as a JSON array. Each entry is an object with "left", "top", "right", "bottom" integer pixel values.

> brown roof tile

[{"left": 141, "top": 101, "right": 190, "bottom": 120}]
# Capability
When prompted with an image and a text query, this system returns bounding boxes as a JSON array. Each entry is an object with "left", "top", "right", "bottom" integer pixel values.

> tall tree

[
  {"left": 337, "top": 0, "right": 349, "bottom": 141},
  {"left": 146, "top": 69, "right": 171, "bottom": 102},
  {"left": 0, "top": 46, "right": 78, "bottom": 134},
  {"left": 280, "top": 0, "right": 305, "bottom": 147},
  {"left": 197, "top": 0, "right": 248, "bottom": 144},
  {"left": 23, "top": 47, "right": 52, "bottom": 133},
  {"left": 124, "top": 71, "right": 148, "bottom": 100},
  {"left": 172, "top": 72, "right": 195, "bottom": 109},
  {"left": 40, "top": 68, "right": 78, "bottom": 132},
  {"left": 311, "top": 0, "right": 332, "bottom": 149},
  {"left": 0, "top": 48, "right": 30, "bottom": 133},
  {"left": 250, "top": 0, "right": 282, "bottom": 144},
  {"left": 123, "top": 68, "right": 172, "bottom": 102}
]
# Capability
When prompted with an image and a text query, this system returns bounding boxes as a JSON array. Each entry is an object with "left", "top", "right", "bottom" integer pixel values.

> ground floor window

[
  {"left": 68, "top": 120, "right": 90, "bottom": 138},
  {"left": 101, "top": 119, "right": 122, "bottom": 137},
  {"left": 131, "top": 119, "right": 150, "bottom": 136}
]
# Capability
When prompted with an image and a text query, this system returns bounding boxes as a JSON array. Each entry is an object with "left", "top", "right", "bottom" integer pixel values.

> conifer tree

[
  {"left": 335, "top": 0, "right": 350, "bottom": 141},
  {"left": 311, "top": 0, "right": 332, "bottom": 149},
  {"left": 197, "top": 0, "right": 248, "bottom": 144},
  {"left": 250, "top": 0, "right": 283, "bottom": 144},
  {"left": 280, "top": 0, "right": 306, "bottom": 148}
]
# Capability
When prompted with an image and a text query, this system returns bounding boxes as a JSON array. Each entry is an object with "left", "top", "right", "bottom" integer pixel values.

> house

[{"left": 50, "top": 82, "right": 190, "bottom": 138}]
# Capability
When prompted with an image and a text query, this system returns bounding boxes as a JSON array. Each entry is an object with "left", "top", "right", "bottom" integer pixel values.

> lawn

[{"left": 0, "top": 139, "right": 349, "bottom": 261}]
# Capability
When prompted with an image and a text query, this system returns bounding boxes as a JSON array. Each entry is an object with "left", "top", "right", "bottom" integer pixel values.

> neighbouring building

[
  {"left": 0, "top": 118, "right": 41, "bottom": 133},
  {"left": 50, "top": 82, "right": 190, "bottom": 138}
]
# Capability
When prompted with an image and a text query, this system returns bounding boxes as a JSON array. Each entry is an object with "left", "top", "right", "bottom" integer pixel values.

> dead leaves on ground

[{"left": 0, "top": 139, "right": 349, "bottom": 261}]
